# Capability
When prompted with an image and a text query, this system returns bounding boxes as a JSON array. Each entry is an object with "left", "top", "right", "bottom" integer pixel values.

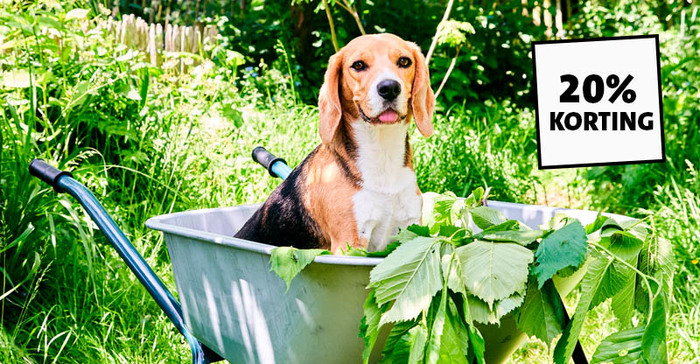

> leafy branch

[
  {"left": 298, "top": 0, "right": 367, "bottom": 52},
  {"left": 431, "top": 21, "right": 475, "bottom": 99},
  {"left": 269, "top": 188, "right": 673, "bottom": 363},
  {"left": 334, "top": 0, "right": 366, "bottom": 35},
  {"left": 425, "top": 0, "right": 456, "bottom": 66},
  {"left": 589, "top": 240, "right": 660, "bottom": 324}
]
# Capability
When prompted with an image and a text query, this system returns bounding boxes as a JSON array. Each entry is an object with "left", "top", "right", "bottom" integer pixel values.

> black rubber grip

[
  {"left": 251, "top": 146, "right": 287, "bottom": 177},
  {"left": 29, "top": 159, "right": 73, "bottom": 193}
]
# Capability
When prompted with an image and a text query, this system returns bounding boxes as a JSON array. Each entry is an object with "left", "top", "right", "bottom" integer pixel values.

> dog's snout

[{"left": 377, "top": 80, "right": 401, "bottom": 101}]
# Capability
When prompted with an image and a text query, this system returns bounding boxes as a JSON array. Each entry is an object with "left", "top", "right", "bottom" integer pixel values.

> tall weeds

[{"left": 1, "top": 1, "right": 698, "bottom": 362}]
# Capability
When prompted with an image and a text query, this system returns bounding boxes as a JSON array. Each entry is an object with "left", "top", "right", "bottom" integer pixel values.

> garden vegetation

[{"left": 1, "top": 0, "right": 698, "bottom": 362}]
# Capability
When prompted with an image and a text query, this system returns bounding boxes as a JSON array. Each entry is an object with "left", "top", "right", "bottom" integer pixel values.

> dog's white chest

[
  {"left": 350, "top": 121, "right": 422, "bottom": 251},
  {"left": 353, "top": 184, "right": 421, "bottom": 251}
]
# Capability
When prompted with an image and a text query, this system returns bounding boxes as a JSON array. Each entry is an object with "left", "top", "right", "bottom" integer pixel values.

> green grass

[
  {"left": 1, "top": 1, "right": 699, "bottom": 363},
  {"left": 414, "top": 100, "right": 540, "bottom": 202}
]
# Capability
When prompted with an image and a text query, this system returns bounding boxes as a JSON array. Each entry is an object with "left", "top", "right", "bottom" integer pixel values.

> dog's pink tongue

[{"left": 378, "top": 110, "right": 398, "bottom": 123}]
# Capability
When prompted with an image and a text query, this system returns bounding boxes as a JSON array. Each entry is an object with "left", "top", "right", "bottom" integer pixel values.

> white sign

[{"left": 533, "top": 35, "right": 665, "bottom": 169}]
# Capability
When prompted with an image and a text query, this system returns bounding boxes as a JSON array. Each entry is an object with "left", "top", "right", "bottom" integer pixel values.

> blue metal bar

[
  {"left": 270, "top": 160, "right": 292, "bottom": 180},
  {"left": 56, "top": 176, "right": 213, "bottom": 364}
]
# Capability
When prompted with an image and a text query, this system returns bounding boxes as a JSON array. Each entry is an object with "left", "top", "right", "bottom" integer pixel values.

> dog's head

[{"left": 318, "top": 34, "right": 435, "bottom": 144}]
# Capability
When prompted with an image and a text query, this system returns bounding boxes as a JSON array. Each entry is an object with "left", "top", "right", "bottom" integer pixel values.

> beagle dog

[{"left": 235, "top": 34, "right": 435, "bottom": 254}]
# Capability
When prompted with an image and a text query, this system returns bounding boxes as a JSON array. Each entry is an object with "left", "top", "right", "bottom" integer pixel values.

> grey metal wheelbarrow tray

[{"left": 145, "top": 199, "right": 632, "bottom": 364}]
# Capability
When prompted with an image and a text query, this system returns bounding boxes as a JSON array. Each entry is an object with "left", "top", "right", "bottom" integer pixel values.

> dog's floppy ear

[
  {"left": 410, "top": 44, "right": 435, "bottom": 137},
  {"left": 319, "top": 52, "right": 344, "bottom": 144}
]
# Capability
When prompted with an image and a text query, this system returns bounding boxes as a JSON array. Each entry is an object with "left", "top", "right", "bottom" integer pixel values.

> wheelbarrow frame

[
  {"left": 28, "top": 148, "right": 290, "bottom": 364},
  {"left": 29, "top": 147, "right": 587, "bottom": 364}
]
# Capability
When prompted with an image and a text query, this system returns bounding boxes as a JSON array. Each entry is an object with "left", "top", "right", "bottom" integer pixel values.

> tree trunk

[{"left": 290, "top": 1, "right": 316, "bottom": 70}]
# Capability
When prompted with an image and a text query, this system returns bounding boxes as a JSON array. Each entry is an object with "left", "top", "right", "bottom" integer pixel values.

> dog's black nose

[{"left": 377, "top": 79, "right": 401, "bottom": 101}]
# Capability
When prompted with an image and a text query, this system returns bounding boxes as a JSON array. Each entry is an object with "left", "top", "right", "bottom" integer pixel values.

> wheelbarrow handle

[
  {"left": 29, "top": 159, "right": 73, "bottom": 193},
  {"left": 29, "top": 159, "right": 220, "bottom": 364},
  {"left": 252, "top": 146, "right": 292, "bottom": 180}
]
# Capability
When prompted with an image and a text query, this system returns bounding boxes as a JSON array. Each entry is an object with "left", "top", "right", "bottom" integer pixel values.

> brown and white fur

[{"left": 235, "top": 34, "right": 435, "bottom": 254}]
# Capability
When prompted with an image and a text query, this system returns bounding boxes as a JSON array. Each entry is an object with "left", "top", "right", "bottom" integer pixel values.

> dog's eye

[
  {"left": 351, "top": 61, "right": 367, "bottom": 71},
  {"left": 397, "top": 57, "right": 412, "bottom": 68}
]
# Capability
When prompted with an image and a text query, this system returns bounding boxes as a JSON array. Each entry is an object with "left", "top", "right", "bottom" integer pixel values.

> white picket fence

[
  {"left": 101, "top": 14, "right": 219, "bottom": 73},
  {"left": 525, "top": 0, "right": 565, "bottom": 38}
]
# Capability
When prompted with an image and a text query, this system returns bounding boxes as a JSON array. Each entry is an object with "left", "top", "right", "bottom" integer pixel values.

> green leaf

[
  {"left": 611, "top": 273, "right": 636, "bottom": 328},
  {"left": 515, "top": 278, "right": 565, "bottom": 346},
  {"left": 3, "top": 223, "right": 35, "bottom": 254},
  {"left": 360, "top": 290, "right": 390, "bottom": 363},
  {"left": 343, "top": 244, "right": 371, "bottom": 257},
  {"left": 461, "top": 187, "right": 485, "bottom": 208},
  {"left": 608, "top": 231, "right": 644, "bottom": 260},
  {"left": 554, "top": 264, "right": 583, "bottom": 278},
  {"left": 465, "top": 292, "right": 525, "bottom": 325},
  {"left": 402, "top": 324, "right": 428, "bottom": 363},
  {"left": 591, "top": 325, "right": 645, "bottom": 363},
  {"left": 379, "top": 320, "right": 417, "bottom": 363},
  {"left": 568, "top": 232, "right": 643, "bottom": 325},
  {"left": 436, "top": 298, "right": 470, "bottom": 363},
  {"left": 269, "top": 247, "right": 330, "bottom": 290},
  {"left": 635, "top": 235, "right": 674, "bottom": 314},
  {"left": 641, "top": 292, "right": 668, "bottom": 363},
  {"left": 65, "top": 8, "right": 90, "bottom": 21},
  {"left": 541, "top": 213, "right": 570, "bottom": 230},
  {"left": 442, "top": 250, "right": 467, "bottom": 296},
  {"left": 367, "top": 240, "right": 403, "bottom": 257},
  {"left": 425, "top": 290, "right": 448, "bottom": 364},
  {"left": 221, "top": 103, "right": 244, "bottom": 128},
  {"left": 478, "top": 229, "right": 546, "bottom": 246},
  {"left": 456, "top": 241, "right": 533, "bottom": 307},
  {"left": 469, "top": 206, "right": 507, "bottom": 229},
  {"left": 467, "top": 323, "right": 485, "bottom": 364},
  {"left": 607, "top": 231, "right": 643, "bottom": 327},
  {"left": 477, "top": 219, "right": 519, "bottom": 233},
  {"left": 423, "top": 192, "right": 462, "bottom": 233},
  {"left": 70, "top": 81, "right": 93, "bottom": 108},
  {"left": 532, "top": 221, "right": 588, "bottom": 288},
  {"left": 436, "top": 20, "right": 475, "bottom": 47},
  {"left": 139, "top": 69, "right": 149, "bottom": 110},
  {"left": 369, "top": 237, "right": 442, "bottom": 325},
  {"left": 438, "top": 225, "right": 465, "bottom": 240},
  {"left": 586, "top": 214, "right": 624, "bottom": 236},
  {"left": 386, "top": 328, "right": 413, "bottom": 363},
  {"left": 390, "top": 227, "right": 419, "bottom": 245},
  {"left": 589, "top": 258, "right": 631, "bottom": 309},
  {"left": 554, "top": 255, "right": 613, "bottom": 364},
  {"left": 37, "top": 16, "right": 62, "bottom": 30},
  {"left": 348, "top": 233, "right": 407, "bottom": 257},
  {"left": 620, "top": 220, "right": 651, "bottom": 241},
  {"left": 472, "top": 187, "right": 486, "bottom": 205},
  {"left": 374, "top": 225, "right": 430, "bottom": 258},
  {"left": 585, "top": 213, "right": 608, "bottom": 234},
  {"left": 407, "top": 224, "right": 431, "bottom": 237}
]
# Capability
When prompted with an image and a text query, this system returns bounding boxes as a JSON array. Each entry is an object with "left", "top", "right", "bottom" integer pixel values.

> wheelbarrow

[{"left": 29, "top": 148, "right": 625, "bottom": 363}]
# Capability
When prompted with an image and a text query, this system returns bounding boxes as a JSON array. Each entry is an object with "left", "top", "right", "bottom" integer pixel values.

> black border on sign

[{"left": 531, "top": 34, "right": 666, "bottom": 170}]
